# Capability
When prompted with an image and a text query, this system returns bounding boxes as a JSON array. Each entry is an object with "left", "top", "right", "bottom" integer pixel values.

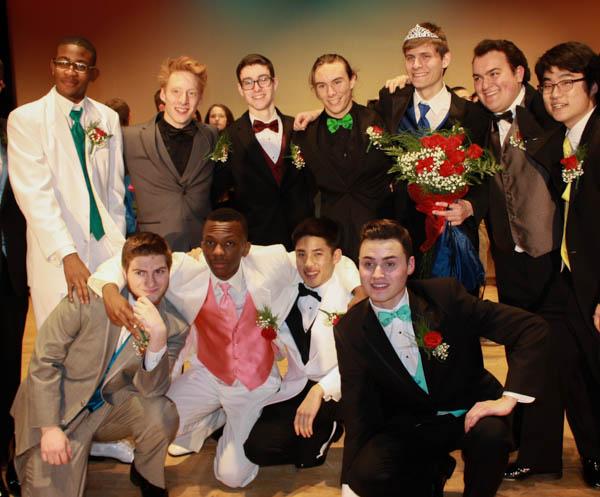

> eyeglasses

[
  {"left": 539, "top": 78, "right": 585, "bottom": 94},
  {"left": 240, "top": 75, "right": 273, "bottom": 91},
  {"left": 53, "top": 58, "right": 95, "bottom": 73}
]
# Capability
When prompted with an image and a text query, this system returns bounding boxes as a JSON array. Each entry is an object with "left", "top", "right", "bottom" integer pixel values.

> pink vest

[{"left": 195, "top": 282, "right": 274, "bottom": 391}]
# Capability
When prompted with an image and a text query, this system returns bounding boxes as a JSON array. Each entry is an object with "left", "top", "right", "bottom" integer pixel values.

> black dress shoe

[
  {"left": 130, "top": 464, "right": 168, "bottom": 497},
  {"left": 5, "top": 460, "right": 20, "bottom": 496},
  {"left": 503, "top": 463, "right": 562, "bottom": 481},
  {"left": 432, "top": 455, "right": 456, "bottom": 497},
  {"left": 582, "top": 458, "right": 600, "bottom": 488}
]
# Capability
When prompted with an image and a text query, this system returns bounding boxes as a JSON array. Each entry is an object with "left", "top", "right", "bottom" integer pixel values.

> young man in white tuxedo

[
  {"left": 244, "top": 217, "right": 359, "bottom": 471},
  {"left": 88, "top": 208, "right": 362, "bottom": 488},
  {"left": 7, "top": 36, "right": 125, "bottom": 329}
]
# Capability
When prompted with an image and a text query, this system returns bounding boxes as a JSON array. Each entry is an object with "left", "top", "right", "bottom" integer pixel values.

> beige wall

[{"left": 8, "top": 0, "right": 600, "bottom": 124}]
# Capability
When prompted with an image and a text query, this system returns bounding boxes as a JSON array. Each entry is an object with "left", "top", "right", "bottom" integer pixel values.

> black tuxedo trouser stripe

[
  {"left": 244, "top": 381, "right": 339, "bottom": 468},
  {"left": 348, "top": 415, "right": 511, "bottom": 497}
]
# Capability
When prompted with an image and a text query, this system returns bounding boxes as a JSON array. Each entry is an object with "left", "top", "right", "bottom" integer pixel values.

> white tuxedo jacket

[
  {"left": 268, "top": 271, "right": 358, "bottom": 405},
  {"left": 8, "top": 87, "right": 125, "bottom": 324}
]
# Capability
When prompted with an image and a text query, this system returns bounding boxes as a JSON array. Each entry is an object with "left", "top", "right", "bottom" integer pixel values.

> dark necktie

[
  {"left": 164, "top": 121, "right": 197, "bottom": 139},
  {"left": 69, "top": 108, "right": 105, "bottom": 240},
  {"left": 298, "top": 282, "right": 321, "bottom": 301},
  {"left": 253, "top": 119, "right": 279, "bottom": 133},
  {"left": 417, "top": 102, "right": 431, "bottom": 130}
]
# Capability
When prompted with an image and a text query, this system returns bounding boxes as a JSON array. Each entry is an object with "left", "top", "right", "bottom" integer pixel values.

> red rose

[
  {"left": 444, "top": 134, "right": 464, "bottom": 151},
  {"left": 453, "top": 164, "right": 465, "bottom": 175},
  {"left": 371, "top": 125, "right": 384, "bottom": 135},
  {"left": 332, "top": 315, "right": 341, "bottom": 326},
  {"left": 560, "top": 155, "right": 578, "bottom": 170},
  {"left": 261, "top": 327, "right": 277, "bottom": 340},
  {"left": 420, "top": 134, "right": 446, "bottom": 149},
  {"left": 423, "top": 330, "right": 443, "bottom": 349},
  {"left": 446, "top": 149, "right": 466, "bottom": 166},
  {"left": 416, "top": 156, "right": 434, "bottom": 175},
  {"left": 439, "top": 160, "right": 454, "bottom": 177},
  {"left": 466, "top": 144, "right": 483, "bottom": 159},
  {"left": 95, "top": 128, "right": 107, "bottom": 137}
]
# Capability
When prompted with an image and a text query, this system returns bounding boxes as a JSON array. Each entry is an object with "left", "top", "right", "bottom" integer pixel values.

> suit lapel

[
  {"left": 390, "top": 87, "right": 412, "bottom": 132},
  {"left": 139, "top": 120, "right": 180, "bottom": 181},
  {"left": 448, "top": 91, "right": 467, "bottom": 125},
  {"left": 180, "top": 122, "right": 210, "bottom": 183},
  {"left": 47, "top": 91, "right": 81, "bottom": 174},
  {"left": 285, "top": 296, "right": 310, "bottom": 364}
]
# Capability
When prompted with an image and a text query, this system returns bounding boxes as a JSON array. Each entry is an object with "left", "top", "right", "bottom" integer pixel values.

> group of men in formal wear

[{"left": 0, "top": 20, "right": 599, "bottom": 497}]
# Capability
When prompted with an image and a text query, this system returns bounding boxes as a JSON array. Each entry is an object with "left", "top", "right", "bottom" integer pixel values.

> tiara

[{"left": 404, "top": 24, "right": 440, "bottom": 42}]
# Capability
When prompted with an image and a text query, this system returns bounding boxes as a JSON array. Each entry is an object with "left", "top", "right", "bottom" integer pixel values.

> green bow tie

[
  {"left": 326, "top": 114, "right": 353, "bottom": 133},
  {"left": 377, "top": 304, "right": 411, "bottom": 327}
]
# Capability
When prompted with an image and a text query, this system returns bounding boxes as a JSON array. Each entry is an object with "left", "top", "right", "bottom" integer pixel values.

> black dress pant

[
  {"left": 557, "top": 270, "right": 600, "bottom": 459},
  {"left": 244, "top": 381, "right": 340, "bottom": 468},
  {"left": 0, "top": 259, "right": 28, "bottom": 465},
  {"left": 491, "top": 247, "right": 564, "bottom": 472},
  {"left": 348, "top": 414, "right": 512, "bottom": 497}
]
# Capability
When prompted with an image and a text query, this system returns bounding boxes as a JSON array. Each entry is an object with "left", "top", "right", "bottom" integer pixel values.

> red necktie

[{"left": 252, "top": 119, "right": 279, "bottom": 134}]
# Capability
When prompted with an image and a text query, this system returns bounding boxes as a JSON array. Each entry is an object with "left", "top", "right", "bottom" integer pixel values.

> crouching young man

[
  {"left": 244, "top": 217, "right": 359, "bottom": 470},
  {"left": 335, "top": 219, "right": 550, "bottom": 497},
  {"left": 11, "top": 232, "right": 189, "bottom": 497}
]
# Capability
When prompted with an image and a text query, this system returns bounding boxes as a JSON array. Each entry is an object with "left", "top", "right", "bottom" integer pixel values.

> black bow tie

[
  {"left": 163, "top": 120, "right": 197, "bottom": 139},
  {"left": 298, "top": 283, "right": 321, "bottom": 301},
  {"left": 491, "top": 110, "right": 513, "bottom": 123}
]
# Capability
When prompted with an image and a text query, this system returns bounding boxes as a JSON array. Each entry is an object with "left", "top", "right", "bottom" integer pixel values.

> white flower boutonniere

[
  {"left": 289, "top": 142, "right": 305, "bottom": 169},
  {"left": 208, "top": 133, "right": 232, "bottom": 163},
  {"left": 508, "top": 131, "right": 526, "bottom": 151}
]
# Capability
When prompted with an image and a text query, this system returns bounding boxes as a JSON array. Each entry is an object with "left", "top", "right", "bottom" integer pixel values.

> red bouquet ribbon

[{"left": 407, "top": 184, "right": 469, "bottom": 252}]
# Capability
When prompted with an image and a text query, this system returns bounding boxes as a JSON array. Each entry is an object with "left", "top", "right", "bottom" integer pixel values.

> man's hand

[
  {"left": 594, "top": 303, "right": 600, "bottom": 333},
  {"left": 293, "top": 109, "right": 322, "bottom": 131},
  {"left": 133, "top": 296, "right": 167, "bottom": 352},
  {"left": 294, "top": 384, "right": 324, "bottom": 438},
  {"left": 348, "top": 286, "right": 368, "bottom": 309},
  {"left": 385, "top": 74, "right": 410, "bottom": 93},
  {"left": 40, "top": 426, "right": 72, "bottom": 465},
  {"left": 63, "top": 253, "right": 91, "bottom": 304},
  {"left": 464, "top": 396, "right": 517, "bottom": 433},
  {"left": 187, "top": 247, "right": 203, "bottom": 261},
  {"left": 431, "top": 200, "right": 474, "bottom": 226},
  {"left": 103, "top": 283, "right": 136, "bottom": 329}
]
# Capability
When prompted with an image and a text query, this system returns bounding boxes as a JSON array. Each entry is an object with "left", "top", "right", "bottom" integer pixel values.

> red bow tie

[{"left": 252, "top": 119, "right": 279, "bottom": 134}]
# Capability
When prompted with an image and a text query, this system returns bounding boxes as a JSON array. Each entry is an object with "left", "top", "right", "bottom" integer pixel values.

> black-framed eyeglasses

[
  {"left": 53, "top": 58, "right": 95, "bottom": 73},
  {"left": 539, "top": 78, "right": 585, "bottom": 94},
  {"left": 240, "top": 75, "right": 273, "bottom": 91}
]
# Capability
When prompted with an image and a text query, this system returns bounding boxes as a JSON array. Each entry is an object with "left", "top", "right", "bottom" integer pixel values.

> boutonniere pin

[
  {"left": 208, "top": 133, "right": 232, "bottom": 163},
  {"left": 320, "top": 309, "right": 345, "bottom": 327},
  {"left": 85, "top": 121, "right": 112, "bottom": 154},
  {"left": 288, "top": 142, "right": 305, "bottom": 169},
  {"left": 130, "top": 324, "right": 150, "bottom": 357},
  {"left": 508, "top": 131, "right": 526, "bottom": 151},
  {"left": 256, "top": 306, "right": 279, "bottom": 341},
  {"left": 366, "top": 125, "right": 385, "bottom": 152},
  {"left": 414, "top": 317, "right": 450, "bottom": 362},
  {"left": 561, "top": 146, "right": 586, "bottom": 185}
]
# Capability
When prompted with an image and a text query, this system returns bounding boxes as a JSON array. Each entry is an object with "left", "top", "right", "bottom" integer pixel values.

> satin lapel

[
  {"left": 408, "top": 289, "right": 444, "bottom": 398},
  {"left": 517, "top": 106, "right": 546, "bottom": 157},
  {"left": 530, "top": 125, "right": 565, "bottom": 196},
  {"left": 279, "top": 112, "right": 294, "bottom": 187},
  {"left": 241, "top": 257, "right": 270, "bottom": 312},
  {"left": 83, "top": 102, "right": 107, "bottom": 172},
  {"left": 363, "top": 304, "right": 429, "bottom": 399},
  {"left": 236, "top": 113, "right": 279, "bottom": 188},
  {"left": 285, "top": 297, "right": 310, "bottom": 363},
  {"left": 180, "top": 123, "right": 211, "bottom": 183},
  {"left": 139, "top": 121, "right": 180, "bottom": 181},
  {"left": 48, "top": 92, "right": 81, "bottom": 173}
]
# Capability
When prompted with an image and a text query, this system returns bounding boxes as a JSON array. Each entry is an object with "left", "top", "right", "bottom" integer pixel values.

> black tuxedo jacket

[
  {"left": 334, "top": 278, "right": 548, "bottom": 485},
  {"left": 211, "top": 110, "right": 313, "bottom": 250},
  {"left": 293, "top": 103, "right": 391, "bottom": 260},
  {"left": 0, "top": 118, "right": 27, "bottom": 296},
  {"left": 543, "top": 108, "right": 600, "bottom": 335},
  {"left": 375, "top": 85, "right": 489, "bottom": 253}
]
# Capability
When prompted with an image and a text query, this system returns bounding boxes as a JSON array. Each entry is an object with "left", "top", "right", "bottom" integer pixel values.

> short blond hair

[{"left": 157, "top": 56, "right": 208, "bottom": 95}]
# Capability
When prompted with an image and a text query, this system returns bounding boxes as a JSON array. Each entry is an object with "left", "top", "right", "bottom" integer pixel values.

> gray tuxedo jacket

[
  {"left": 11, "top": 292, "right": 189, "bottom": 455},
  {"left": 124, "top": 116, "right": 217, "bottom": 251}
]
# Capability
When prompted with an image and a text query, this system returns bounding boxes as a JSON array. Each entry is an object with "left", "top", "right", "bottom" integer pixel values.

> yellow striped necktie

[{"left": 560, "top": 136, "right": 573, "bottom": 270}]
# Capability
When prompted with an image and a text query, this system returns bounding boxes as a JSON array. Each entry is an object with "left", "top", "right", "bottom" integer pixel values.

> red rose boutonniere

[
  {"left": 320, "top": 309, "right": 345, "bottom": 327},
  {"left": 414, "top": 317, "right": 450, "bottom": 362},
  {"left": 256, "top": 306, "right": 278, "bottom": 341},
  {"left": 561, "top": 147, "right": 586, "bottom": 185},
  {"left": 85, "top": 121, "right": 112, "bottom": 155},
  {"left": 366, "top": 125, "right": 385, "bottom": 152}
]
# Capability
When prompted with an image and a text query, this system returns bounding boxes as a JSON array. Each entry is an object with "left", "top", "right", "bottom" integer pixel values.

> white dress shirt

[
  {"left": 297, "top": 278, "right": 332, "bottom": 331},
  {"left": 496, "top": 85, "right": 526, "bottom": 147},
  {"left": 249, "top": 112, "right": 283, "bottom": 163},
  {"left": 413, "top": 85, "right": 452, "bottom": 131}
]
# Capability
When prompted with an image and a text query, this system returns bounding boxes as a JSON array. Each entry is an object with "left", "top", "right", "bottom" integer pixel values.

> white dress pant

[{"left": 167, "top": 355, "right": 280, "bottom": 488}]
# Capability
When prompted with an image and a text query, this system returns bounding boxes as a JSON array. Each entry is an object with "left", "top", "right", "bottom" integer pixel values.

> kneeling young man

[
  {"left": 335, "top": 219, "right": 549, "bottom": 497},
  {"left": 245, "top": 217, "right": 359, "bottom": 469},
  {"left": 11, "top": 232, "right": 189, "bottom": 497}
]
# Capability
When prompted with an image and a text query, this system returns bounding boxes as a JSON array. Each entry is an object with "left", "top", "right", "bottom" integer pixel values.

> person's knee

[
  {"left": 215, "top": 459, "right": 257, "bottom": 488},
  {"left": 465, "top": 416, "right": 512, "bottom": 456},
  {"left": 140, "top": 397, "right": 180, "bottom": 441}
]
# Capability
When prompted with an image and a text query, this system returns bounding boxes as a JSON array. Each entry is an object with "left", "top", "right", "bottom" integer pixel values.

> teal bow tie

[
  {"left": 326, "top": 114, "right": 353, "bottom": 133},
  {"left": 377, "top": 304, "right": 411, "bottom": 327}
]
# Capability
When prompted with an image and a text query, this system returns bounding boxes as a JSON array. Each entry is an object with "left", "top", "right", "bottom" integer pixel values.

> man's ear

[
  {"left": 242, "top": 241, "right": 251, "bottom": 257},
  {"left": 442, "top": 51, "right": 451, "bottom": 70},
  {"left": 514, "top": 65, "right": 525, "bottom": 84},
  {"left": 332, "top": 248, "right": 342, "bottom": 264},
  {"left": 407, "top": 255, "right": 416, "bottom": 276},
  {"left": 89, "top": 67, "right": 99, "bottom": 82}
]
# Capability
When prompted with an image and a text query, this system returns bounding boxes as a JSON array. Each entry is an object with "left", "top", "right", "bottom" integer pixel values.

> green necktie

[
  {"left": 377, "top": 304, "right": 412, "bottom": 327},
  {"left": 69, "top": 108, "right": 105, "bottom": 240},
  {"left": 326, "top": 114, "right": 353, "bottom": 133}
]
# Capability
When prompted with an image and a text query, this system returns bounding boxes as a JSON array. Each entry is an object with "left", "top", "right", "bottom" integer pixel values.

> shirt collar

[
  {"left": 249, "top": 110, "right": 279, "bottom": 124},
  {"left": 566, "top": 106, "right": 596, "bottom": 151},
  {"left": 370, "top": 289, "right": 410, "bottom": 317},
  {"left": 496, "top": 85, "right": 526, "bottom": 120},
  {"left": 53, "top": 86, "right": 88, "bottom": 121},
  {"left": 413, "top": 85, "right": 451, "bottom": 113},
  {"left": 301, "top": 273, "right": 335, "bottom": 300}
]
